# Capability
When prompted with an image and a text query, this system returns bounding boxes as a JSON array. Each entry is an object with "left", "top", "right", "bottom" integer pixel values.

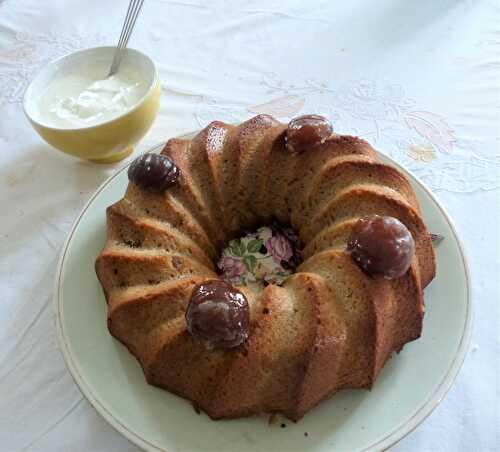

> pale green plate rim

[{"left": 54, "top": 134, "right": 472, "bottom": 452}]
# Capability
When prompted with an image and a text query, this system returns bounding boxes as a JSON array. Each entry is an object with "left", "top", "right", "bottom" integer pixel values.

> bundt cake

[{"left": 95, "top": 114, "right": 436, "bottom": 421}]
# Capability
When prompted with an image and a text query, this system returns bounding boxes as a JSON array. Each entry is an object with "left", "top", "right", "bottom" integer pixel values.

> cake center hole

[{"left": 217, "top": 223, "right": 302, "bottom": 288}]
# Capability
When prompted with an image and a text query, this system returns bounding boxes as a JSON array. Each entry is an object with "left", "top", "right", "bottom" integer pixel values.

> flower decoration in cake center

[{"left": 217, "top": 225, "right": 301, "bottom": 287}]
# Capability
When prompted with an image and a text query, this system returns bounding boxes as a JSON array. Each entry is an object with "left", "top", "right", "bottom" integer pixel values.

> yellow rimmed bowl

[{"left": 23, "top": 46, "right": 160, "bottom": 163}]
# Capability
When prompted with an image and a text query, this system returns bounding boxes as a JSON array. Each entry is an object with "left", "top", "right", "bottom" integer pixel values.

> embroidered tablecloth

[{"left": 1, "top": 0, "right": 498, "bottom": 450}]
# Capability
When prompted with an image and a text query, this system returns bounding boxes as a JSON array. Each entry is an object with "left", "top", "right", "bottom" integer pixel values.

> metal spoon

[
  {"left": 108, "top": 0, "right": 145, "bottom": 77},
  {"left": 431, "top": 233, "right": 445, "bottom": 247}
]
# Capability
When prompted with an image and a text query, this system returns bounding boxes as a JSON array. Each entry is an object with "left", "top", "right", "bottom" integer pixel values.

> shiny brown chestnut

[
  {"left": 186, "top": 280, "right": 250, "bottom": 349},
  {"left": 347, "top": 215, "right": 415, "bottom": 279},
  {"left": 128, "top": 153, "right": 180, "bottom": 192},
  {"left": 286, "top": 114, "right": 333, "bottom": 153}
]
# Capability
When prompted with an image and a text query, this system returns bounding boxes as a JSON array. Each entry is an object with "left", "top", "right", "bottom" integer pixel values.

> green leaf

[
  {"left": 231, "top": 239, "right": 246, "bottom": 257},
  {"left": 247, "top": 239, "right": 263, "bottom": 253},
  {"left": 243, "top": 255, "right": 257, "bottom": 272}
]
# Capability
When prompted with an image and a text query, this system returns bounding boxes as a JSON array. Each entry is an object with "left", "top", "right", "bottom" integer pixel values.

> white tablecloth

[{"left": 1, "top": 0, "right": 498, "bottom": 451}]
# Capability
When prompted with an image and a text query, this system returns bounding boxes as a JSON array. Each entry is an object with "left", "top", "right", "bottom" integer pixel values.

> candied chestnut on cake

[
  {"left": 347, "top": 215, "right": 416, "bottom": 279},
  {"left": 186, "top": 280, "right": 249, "bottom": 349},
  {"left": 286, "top": 114, "right": 333, "bottom": 152},
  {"left": 128, "top": 153, "right": 180, "bottom": 192}
]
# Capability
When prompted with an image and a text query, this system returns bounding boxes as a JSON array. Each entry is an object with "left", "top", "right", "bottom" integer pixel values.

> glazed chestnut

[
  {"left": 347, "top": 215, "right": 415, "bottom": 279},
  {"left": 186, "top": 280, "right": 249, "bottom": 349},
  {"left": 128, "top": 153, "right": 180, "bottom": 192},
  {"left": 286, "top": 114, "right": 332, "bottom": 153}
]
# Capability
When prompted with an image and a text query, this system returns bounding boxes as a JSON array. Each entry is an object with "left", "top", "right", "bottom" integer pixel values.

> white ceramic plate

[{"left": 55, "top": 139, "right": 472, "bottom": 452}]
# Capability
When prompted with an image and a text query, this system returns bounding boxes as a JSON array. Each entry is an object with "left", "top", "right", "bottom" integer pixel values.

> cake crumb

[
  {"left": 281, "top": 423, "right": 286, "bottom": 428},
  {"left": 304, "top": 432, "right": 308, "bottom": 437}
]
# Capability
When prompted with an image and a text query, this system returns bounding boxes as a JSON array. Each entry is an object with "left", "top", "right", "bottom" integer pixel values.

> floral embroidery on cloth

[{"left": 218, "top": 226, "right": 300, "bottom": 287}]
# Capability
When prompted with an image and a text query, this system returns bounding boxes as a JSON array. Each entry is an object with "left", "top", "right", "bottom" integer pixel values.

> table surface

[{"left": 1, "top": 1, "right": 498, "bottom": 451}]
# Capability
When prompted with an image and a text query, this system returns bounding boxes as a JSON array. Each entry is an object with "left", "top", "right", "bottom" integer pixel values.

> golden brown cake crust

[{"left": 95, "top": 115, "right": 436, "bottom": 421}]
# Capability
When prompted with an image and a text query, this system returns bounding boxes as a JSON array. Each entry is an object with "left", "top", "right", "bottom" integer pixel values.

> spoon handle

[{"left": 109, "top": 0, "right": 145, "bottom": 77}]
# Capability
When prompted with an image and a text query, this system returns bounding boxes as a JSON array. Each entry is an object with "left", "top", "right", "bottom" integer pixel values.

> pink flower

[
  {"left": 265, "top": 234, "right": 293, "bottom": 264},
  {"left": 219, "top": 256, "right": 246, "bottom": 282}
]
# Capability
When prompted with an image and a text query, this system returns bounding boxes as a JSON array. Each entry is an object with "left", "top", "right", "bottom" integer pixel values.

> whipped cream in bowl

[
  {"left": 23, "top": 47, "right": 160, "bottom": 162},
  {"left": 44, "top": 72, "right": 144, "bottom": 129}
]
